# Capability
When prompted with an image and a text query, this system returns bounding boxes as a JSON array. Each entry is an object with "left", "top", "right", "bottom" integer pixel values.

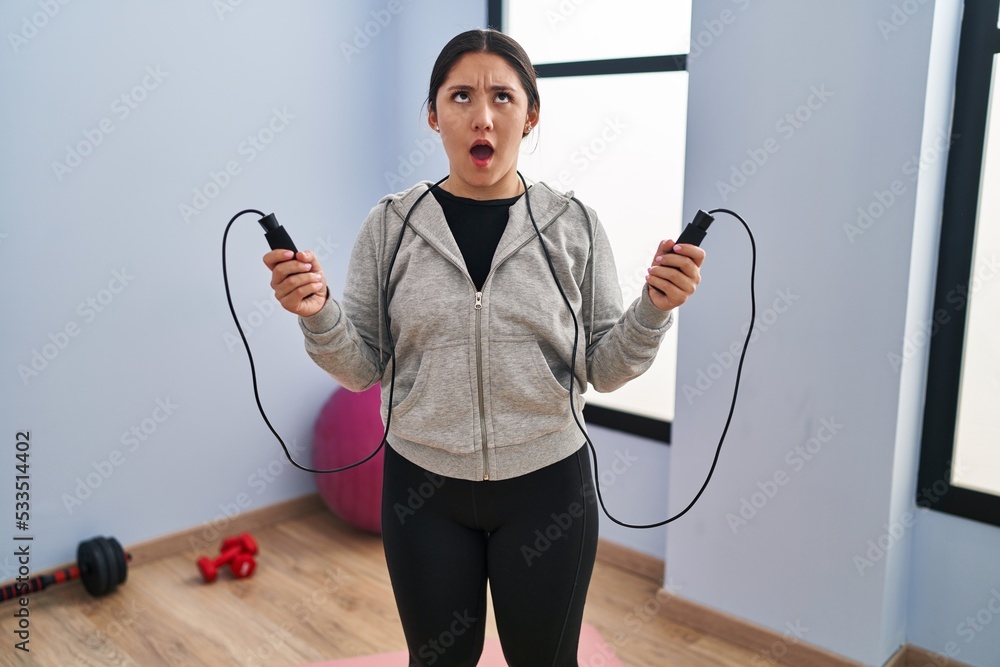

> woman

[{"left": 265, "top": 29, "right": 704, "bottom": 667}]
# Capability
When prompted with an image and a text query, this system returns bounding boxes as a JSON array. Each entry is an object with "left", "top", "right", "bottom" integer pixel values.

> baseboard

[
  {"left": 883, "top": 645, "right": 969, "bottom": 667},
  {"left": 651, "top": 593, "right": 972, "bottom": 667},
  {"left": 593, "top": 542, "right": 972, "bottom": 667},
  {"left": 593, "top": 541, "right": 857, "bottom": 665},
  {"left": 656, "top": 591, "right": 867, "bottom": 667},
  {"left": 127, "top": 493, "right": 326, "bottom": 565},
  {"left": 901, "top": 646, "right": 970, "bottom": 667},
  {"left": 595, "top": 539, "right": 665, "bottom": 583},
  {"left": 884, "top": 646, "right": 908, "bottom": 667}
]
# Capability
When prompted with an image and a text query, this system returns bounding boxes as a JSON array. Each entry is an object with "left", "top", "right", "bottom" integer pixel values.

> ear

[
  {"left": 428, "top": 106, "right": 439, "bottom": 132},
  {"left": 526, "top": 105, "right": 539, "bottom": 131}
]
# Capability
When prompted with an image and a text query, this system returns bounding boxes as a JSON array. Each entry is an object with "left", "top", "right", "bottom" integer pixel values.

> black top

[{"left": 431, "top": 185, "right": 522, "bottom": 291}]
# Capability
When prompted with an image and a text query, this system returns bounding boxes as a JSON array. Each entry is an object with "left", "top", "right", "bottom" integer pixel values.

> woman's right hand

[{"left": 263, "top": 249, "right": 329, "bottom": 317}]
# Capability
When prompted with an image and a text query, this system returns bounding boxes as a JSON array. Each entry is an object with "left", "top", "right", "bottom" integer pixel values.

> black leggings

[{"left": 381, "top": 443, "right": 599, "bottom": 667}]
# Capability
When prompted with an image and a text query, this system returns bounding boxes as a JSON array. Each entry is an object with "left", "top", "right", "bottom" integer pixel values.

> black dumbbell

[
  {"left": 78, "top": 536, "right": 129, "bottom": 597},
  {"left": 0, "top": 536, "right": 129, "bottom": 602}
]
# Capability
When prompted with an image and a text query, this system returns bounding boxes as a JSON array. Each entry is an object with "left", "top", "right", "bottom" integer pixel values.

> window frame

[
  {"left": 917, "top": 0, "right": 1000, "bottom": 527},
  {"left": 489, "top": 0, "right": 688, "bottom": 444}
]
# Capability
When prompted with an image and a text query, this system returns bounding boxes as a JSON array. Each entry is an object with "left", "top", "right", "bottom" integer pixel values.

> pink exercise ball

[{"left": 312, "top": 385, "right": 385, "bottom": 534}]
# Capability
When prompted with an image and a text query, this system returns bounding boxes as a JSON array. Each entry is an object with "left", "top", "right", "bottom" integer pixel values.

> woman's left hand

[{"left": 645, "top": 240, "right": 706, "bottom": 311}]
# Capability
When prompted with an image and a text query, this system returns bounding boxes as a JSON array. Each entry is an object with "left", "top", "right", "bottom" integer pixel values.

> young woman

[{"left": 265, "top": 29, "right": 704, "bottom": 667}]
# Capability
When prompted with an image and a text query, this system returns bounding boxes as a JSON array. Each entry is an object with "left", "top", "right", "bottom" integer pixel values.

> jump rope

[{"left": 222, "top": 173, "right": 756, "bottom": 530}]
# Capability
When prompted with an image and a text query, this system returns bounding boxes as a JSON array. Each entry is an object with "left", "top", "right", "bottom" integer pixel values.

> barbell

[{"left": 0, "top": 536, "right": 129, "bottom": 602}]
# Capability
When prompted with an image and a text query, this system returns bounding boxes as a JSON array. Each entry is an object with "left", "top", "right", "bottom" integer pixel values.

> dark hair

[{"left": 426, "top": 29, "right": 539, "bottom": 134}]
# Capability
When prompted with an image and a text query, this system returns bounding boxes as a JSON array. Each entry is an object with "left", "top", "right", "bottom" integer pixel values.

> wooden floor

[{"left": 0, "top": 508, "right": 795, "bottom": 667}]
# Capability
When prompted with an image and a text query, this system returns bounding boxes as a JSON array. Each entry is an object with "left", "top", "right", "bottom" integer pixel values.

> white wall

[
  {"left": 0, "top": 0, "right": 481, "bottom": 576},
  {"left": 908, "top": 510, "right": 1000, "bottom": 666},
  {"left": 672, "top": 0, "right": 914, "bottom": 655},
  {"left": 660, "top": 1, "right": 1000, "bottom": 666}
]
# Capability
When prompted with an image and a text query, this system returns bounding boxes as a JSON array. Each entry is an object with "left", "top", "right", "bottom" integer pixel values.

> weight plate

[
  {"left": 107, "top": 537, "right": 128, "bottom": 587},
  {"left": 78, "top": 538, "right": 109, "bottom": 597}
]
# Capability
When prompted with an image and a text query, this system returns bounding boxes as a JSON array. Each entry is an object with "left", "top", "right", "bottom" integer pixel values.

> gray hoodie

[{"left": 299, "top": 180, "right": 674, "bottom": 481}]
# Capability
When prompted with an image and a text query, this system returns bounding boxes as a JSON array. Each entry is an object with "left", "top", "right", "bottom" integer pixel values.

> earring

[{"left": 435, "top": 125, "right": 440, "bottom": 132}]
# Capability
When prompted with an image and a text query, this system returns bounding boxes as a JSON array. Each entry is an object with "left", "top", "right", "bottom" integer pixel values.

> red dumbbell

[
  {"left": 197, "top": 533, "right": 258, "bottom": 583},
  {"left": 220, "top": 533, "right": 258, "bottom": 556}
]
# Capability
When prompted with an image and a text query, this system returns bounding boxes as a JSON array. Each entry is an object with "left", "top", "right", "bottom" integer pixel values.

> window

[
  {"left": 918, "top": 0, "right": 1000, "bottom": 527},
  {"left": 491, "top": 0, "right": 691, "bottom": 442}
]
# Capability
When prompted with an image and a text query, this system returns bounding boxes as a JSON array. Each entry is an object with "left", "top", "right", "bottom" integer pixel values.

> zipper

[
  {"left": 470, "top": 203, "right": 570, "bottom": 481},
  {"left": 394, "top": 230, "right": 489, "bottom": 476},
  {"left": 475, "top": 291, "right": 489, "bottom": 480}
]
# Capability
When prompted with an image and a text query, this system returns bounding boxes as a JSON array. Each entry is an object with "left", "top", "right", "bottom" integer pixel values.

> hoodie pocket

[
  {"left": 489, "top": 337, "right": 572, "bottom": 446},
  {"left": 389, "top": 341, "right": 477, "bottom": 454}
]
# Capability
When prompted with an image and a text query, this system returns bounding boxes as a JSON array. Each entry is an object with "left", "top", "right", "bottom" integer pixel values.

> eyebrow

[{"left": 446, "top": 84, "right": 515, "bottom": 93}]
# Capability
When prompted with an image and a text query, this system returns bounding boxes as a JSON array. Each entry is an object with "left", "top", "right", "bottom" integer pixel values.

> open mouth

[{"left": 470, "top": 143, "right": 494, "bottom": 166}]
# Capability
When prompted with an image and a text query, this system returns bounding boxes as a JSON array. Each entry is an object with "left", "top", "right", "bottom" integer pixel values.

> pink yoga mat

[{"left": 296, "top": 623, "right": 623, "bottom": 666}]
